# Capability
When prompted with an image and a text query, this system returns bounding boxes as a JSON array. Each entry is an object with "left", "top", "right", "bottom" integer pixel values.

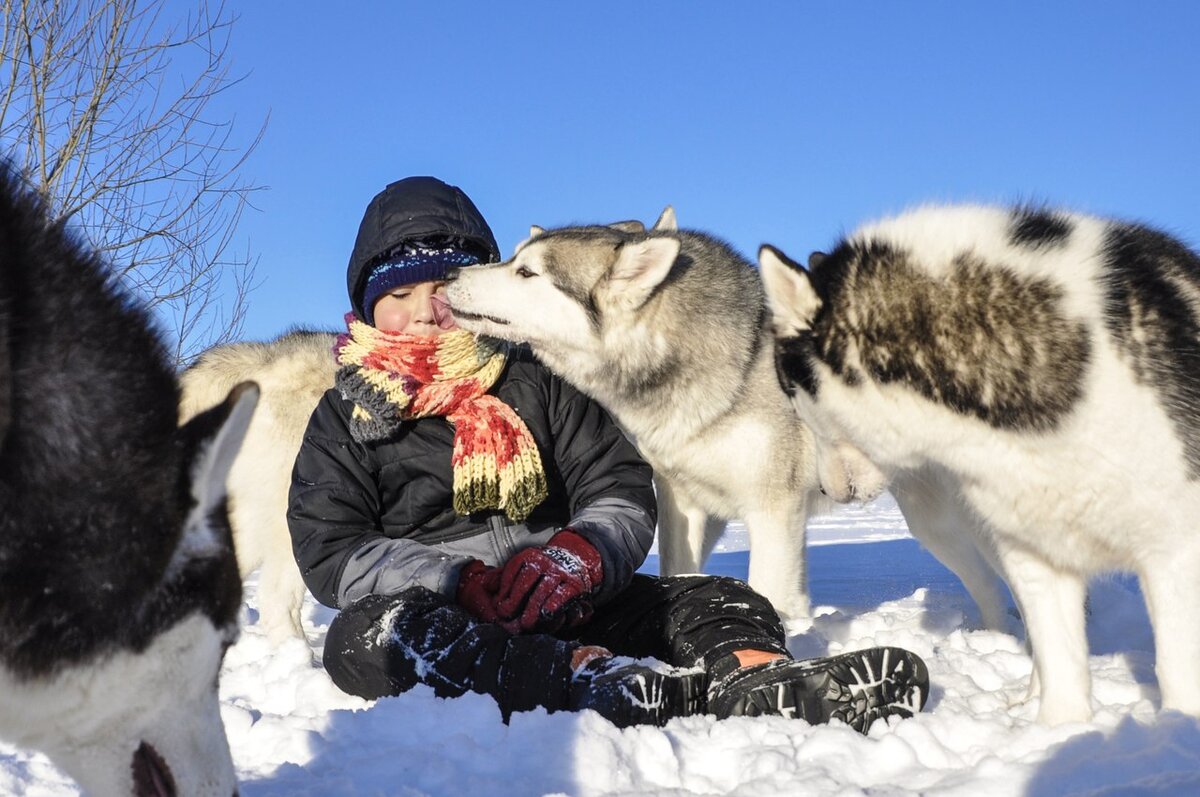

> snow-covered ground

[{"left": 5, "top": 494, "right": 1200, "bottom": 796}]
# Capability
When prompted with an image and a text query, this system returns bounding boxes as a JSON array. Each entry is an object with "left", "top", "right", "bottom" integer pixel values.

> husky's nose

[{"left": 444, "top": 267, "right": 461, "bottom": 282}]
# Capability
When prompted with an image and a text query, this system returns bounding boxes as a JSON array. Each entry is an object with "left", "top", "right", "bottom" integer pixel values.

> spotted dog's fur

[
  {"left": 0, "top": 165, "right": 256, "bottom": 795},
  {"left": 761, "top": 204, "right": 1200, "bottom": 724}
]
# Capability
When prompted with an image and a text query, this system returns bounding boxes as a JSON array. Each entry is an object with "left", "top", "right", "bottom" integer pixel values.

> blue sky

[{"left": 204, "top": 1, "right": 1200, "bottom": 341}]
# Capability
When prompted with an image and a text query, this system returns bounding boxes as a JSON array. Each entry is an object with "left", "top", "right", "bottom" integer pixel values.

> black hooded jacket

[
  {"left": 289, "top": 178, "right": 657, "bottom": 610},
  {"left": 288, "top": 350, "right": 658, "bottom": 610}
]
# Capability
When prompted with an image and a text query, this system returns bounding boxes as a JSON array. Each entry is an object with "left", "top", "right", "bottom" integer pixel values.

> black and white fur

[
  {"left": 760, "top": 204, "right": 1200, "bottom": 724},
  {"left": 0, "top": 165, "right": 256, "bottom": 794}
]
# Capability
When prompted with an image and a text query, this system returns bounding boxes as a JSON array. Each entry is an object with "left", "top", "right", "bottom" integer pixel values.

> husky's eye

[{"left": 515, "top": 265, "right": 537, "bottom": 279}]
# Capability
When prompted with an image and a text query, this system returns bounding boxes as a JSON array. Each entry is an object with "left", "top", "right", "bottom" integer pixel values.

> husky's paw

[
  {"left": 1160, "top": 693, "right": 1200, "bottom": 718},
  {"left": 261, "top": 616, "right": 307, "bottom": 649},
  {"left": 772, "top": 596, "right": 812, "bottom": 625}
]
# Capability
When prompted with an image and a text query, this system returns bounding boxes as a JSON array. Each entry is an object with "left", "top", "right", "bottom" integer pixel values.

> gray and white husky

[
  {"left": 0, "top": 165, "right": 256, "bottom": 794},
  {"left": 444, "top": 211, "right": 1018, "bottom": 628},
  {"left": 444, "top": 209, "right": 840, "bottom": 621},
  {"left": 759, "top": 204, "right": 1200, "bottom": 724}
]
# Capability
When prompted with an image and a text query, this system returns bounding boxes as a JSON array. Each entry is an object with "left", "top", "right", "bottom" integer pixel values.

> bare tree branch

[{"left": 0, "top": 0, "right": 263, "bottom": 365}]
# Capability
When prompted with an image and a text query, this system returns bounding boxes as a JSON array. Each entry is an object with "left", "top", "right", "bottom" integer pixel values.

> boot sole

[{"left": 714, "top": 647, "right": 929, "bottom": 733}]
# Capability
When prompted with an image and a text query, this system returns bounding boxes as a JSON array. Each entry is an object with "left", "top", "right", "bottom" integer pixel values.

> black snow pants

[{"left": 322, "top": 574, "right": 789, "bottom": 719}]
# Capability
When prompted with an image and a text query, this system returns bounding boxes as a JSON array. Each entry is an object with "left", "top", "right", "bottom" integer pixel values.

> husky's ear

[
  {"left": 759, "top": 245, "right": 822, "bottom": 331},
  {"left": 514, "top": 225, "right": 547, "bottom": 255},
  {"left": 608, "top": 237, "right": 680, "bottom": 307},
  {"left": 652, "top": 206, "right": 677, "bottom": 231},
  {"left": 608, "top": 220, "right": 645, "bottom": 234},
  {"left": 180, "top": 381, "right": 259, "bottom": 516}
]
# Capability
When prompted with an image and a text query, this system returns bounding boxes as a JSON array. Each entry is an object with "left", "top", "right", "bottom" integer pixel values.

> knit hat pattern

[
  {"left": 347, "top": 176, "right": 500, "bottom": 322},
  {"left": 362, "top": 244, "right": 482, "bottom": 324}
]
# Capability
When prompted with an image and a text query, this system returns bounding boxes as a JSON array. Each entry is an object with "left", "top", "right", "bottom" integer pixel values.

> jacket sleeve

[
  {"left": 544, "top": 371, "right": 657, "bottom": 605},
  {"left": 287, "top": 392, "right": 472, "bottom": 609}
]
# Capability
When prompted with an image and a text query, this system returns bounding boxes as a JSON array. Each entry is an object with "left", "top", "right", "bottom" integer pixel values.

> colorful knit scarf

[{"left": 334, "top": 313, "right": 548, "bottom": 521}]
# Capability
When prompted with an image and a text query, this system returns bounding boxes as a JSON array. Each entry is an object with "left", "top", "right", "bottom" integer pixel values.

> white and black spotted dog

[
  {"left": 759, "top": 205, "right": 1200, "bottom": 725},
  {"left": 0, "top": 166, "right": 256, "bottom": 795}
]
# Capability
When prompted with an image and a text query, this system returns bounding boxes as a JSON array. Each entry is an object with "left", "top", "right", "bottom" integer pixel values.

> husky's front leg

[
  {"left": 891, "top": 469, "right": 1011, "bottom": 632},
  {"left": 743, "top": 500, "right": 810, "bottom": 622},
  {"left": 1140, "top": 545, "right": 1200, "bottom": 716},
  {"left": 998, "top": 545, "right": 1091, "bottom": 724},
  {"left": 655, "top": 475, "right": 721, "bottom": 575}
]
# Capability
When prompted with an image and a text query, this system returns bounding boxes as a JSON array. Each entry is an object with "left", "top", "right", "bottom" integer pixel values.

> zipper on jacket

[{"left": 487, "top": 514, "right": 512, "bottom": 562}]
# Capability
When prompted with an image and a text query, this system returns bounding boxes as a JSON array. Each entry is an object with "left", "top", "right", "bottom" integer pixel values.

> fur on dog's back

[
  {"left": 805, "top": 206, "right": 1097, "bottom": 433},
  {"left": 181, "top": 329, "right": 335, "bottom": 431},
  {"left": 806, "top": 205, "right": 1200, "bottom": 458},
  {"left": 1097, "top": 219, "right": 1200, "bottom": 476}
]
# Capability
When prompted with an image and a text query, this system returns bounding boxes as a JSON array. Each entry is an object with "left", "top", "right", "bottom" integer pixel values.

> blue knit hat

[{"left": 361, "top": 243, "right": 483, "bottom": 325}]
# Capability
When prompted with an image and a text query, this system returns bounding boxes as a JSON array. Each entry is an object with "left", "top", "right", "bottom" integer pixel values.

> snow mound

[{"left": 4, "top": 500, "right": 1198, "bottom": 796}]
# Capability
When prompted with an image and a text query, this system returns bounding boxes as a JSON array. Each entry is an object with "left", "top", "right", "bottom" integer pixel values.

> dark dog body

[{"left": 0, "top": 166, "right": 254, "bottom": 795}]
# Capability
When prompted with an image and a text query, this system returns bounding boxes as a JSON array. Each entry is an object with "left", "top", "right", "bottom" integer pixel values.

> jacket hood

[{"left": 347, "top": 176, "right": 500, "bottom": 321}]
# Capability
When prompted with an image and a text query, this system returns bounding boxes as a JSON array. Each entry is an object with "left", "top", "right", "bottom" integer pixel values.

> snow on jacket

[{"left": 287, "top": 346, "right": 658, "bottom": 610}]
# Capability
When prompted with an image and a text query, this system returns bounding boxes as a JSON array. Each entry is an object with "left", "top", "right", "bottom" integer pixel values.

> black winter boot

[
  {"left": 707, "top": 647, "right": 929, "bottom": 734},
  {"left": 569, "top": 656, "right": 708, "bottom": 728}
]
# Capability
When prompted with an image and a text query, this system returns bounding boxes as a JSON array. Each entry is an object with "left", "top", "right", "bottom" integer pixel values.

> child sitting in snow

[{"left": 286, "top": 176, "right": 930, "bottom": 730}]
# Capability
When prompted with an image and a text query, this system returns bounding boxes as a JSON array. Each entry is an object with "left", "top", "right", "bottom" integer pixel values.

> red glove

[
  {"left": 496, "top": 529, "right": 603, "bottom": 633},
  {"left": 455, "top": 559, "right": 504, "bottom": 623}
]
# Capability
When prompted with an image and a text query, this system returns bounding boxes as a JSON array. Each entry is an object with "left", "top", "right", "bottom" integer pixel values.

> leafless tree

[{"left": 0, "top": 0, "right": 264, "bottom": 364}]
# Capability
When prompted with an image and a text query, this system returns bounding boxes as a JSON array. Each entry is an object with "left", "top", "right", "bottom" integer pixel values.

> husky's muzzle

[{"left": 447, "top": 307, "right": 511, "bottom": 327}]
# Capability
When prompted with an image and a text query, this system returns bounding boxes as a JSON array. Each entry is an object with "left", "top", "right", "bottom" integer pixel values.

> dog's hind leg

[
  {"left": 997, "top": 545, "right": 1091, "bottom": 724},
  {"left": 1139, "top": 542, "right": 1200, "bottom": 716},
  {"left": 244, "top": 493, "right": 308, "bottom": 645},
  {"left": 891, "top": 469, "right": 1011, "bottom": 632},
  {"left": 743, "top": 500, "right": 810, "bottom": 622},
  {"left": 258, "top": 551, "right": 307, "bottom": 646}
]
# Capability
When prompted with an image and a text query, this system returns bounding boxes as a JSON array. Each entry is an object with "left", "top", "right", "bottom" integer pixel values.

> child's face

[{"left": 372, "top": 279, "right": 457, "bottom": 334}]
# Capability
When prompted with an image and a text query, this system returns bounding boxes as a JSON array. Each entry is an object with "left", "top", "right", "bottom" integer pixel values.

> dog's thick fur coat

[
  {"left": 444, "top": 210, "right": 833, "bottom": 620},
  {"left": 0, "top": 165, "right": 256, "bottom": 794},
  {"left": 760, "top": 204, "right": 1200, "bottom": 724}
]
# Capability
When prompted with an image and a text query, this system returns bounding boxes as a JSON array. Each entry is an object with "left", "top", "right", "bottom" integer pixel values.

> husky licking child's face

[{"left": 373, "top": 280, "right": 457, "bottom": 334}]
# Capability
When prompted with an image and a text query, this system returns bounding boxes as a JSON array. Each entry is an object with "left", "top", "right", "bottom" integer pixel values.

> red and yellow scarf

[{"left": 334, "top": 313, "right": 548, "bottom": 521}]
